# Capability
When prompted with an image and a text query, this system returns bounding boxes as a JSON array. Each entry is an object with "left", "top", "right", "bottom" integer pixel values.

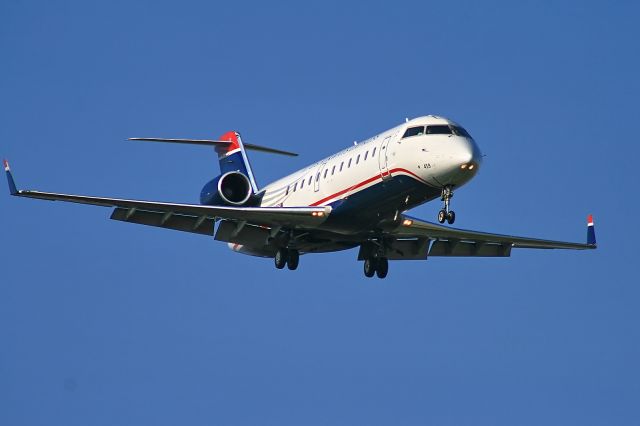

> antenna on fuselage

[{"left": 405, "top": 117, "right": 409, "bottom": 122}]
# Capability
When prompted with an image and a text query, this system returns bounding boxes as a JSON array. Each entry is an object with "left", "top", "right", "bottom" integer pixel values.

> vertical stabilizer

[{"left": 216, "top": 131, "right": 258, "bottom": 192}]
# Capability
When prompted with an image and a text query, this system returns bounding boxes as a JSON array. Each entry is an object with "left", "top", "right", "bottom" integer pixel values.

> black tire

[
  {"left": 287, "top": 249, "right": 300, "bottom": 270},
  {"left": 364, "top": 258, "right": 377, "bottom": 278},
  {"left": 376, "top": 257, "right": 389, "bottom": 279},
  {"left": 438, "top": 209, "right": 446, "bottom": 224},
  {"left": 447, "top": 210, "right": 456, "bottom": 225},
  {"left": 274, "top": 248, "right": 288, "bottom": 269}
]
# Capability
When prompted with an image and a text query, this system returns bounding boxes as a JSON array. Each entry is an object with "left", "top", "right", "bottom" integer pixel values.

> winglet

[
  {"left": 4, "top": 159, "right": 18, "bottom": 195},
  {"left": 587, "top": 214, "right": 597, "bottom": 247}
]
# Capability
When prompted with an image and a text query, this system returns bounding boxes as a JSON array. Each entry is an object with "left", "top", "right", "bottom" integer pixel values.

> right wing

[
  {"left": 388, "top": 213, "right": 596, "bottom": 257},
  {"left": 4, "top": 160, "right": 329, "bottom": 235}
]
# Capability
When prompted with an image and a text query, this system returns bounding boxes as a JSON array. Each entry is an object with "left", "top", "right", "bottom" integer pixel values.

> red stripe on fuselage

[{"left": 309, "top": 168, "right": 429, "bottom": 206}]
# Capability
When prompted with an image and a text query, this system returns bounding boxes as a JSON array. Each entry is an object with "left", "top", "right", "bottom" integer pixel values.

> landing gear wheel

[
  {"left": 287, "top": 249, "right": 300, "bottom": 270},
  {"left": 376, "top": 257, "right": 389, "bottom": 279},
  {"left": 274, "top": 248, "right": 288, "bottom": 269},
  {"left": 438, "top": 209, "right": 447, "bottom": 224},
  {"left": 447, "top": 210, "right": 456, "bottom": 225},
  {"left": 364, "top": 258, "right": 377, "bottom": 278}
]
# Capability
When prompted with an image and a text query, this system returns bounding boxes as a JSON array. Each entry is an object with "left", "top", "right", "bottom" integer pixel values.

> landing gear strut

[
  {"left": 274, "top": 248, "right": 300, "bottom": 270},
  {"left": 438, "top": 185, "right": 456, "bottom": 225}
]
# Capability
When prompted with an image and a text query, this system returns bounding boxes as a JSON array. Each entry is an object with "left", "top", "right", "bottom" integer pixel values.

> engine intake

[
  {"left": 218, "top": 171, "right": 252, "bottom": 205},
  {"left": 200, "top": 171, "right": 253, "bottom": 206}
]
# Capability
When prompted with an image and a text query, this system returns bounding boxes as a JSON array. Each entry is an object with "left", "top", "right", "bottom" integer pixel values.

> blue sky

[{"left": 1, "top": 1, "right": 639, "bottom": 425}]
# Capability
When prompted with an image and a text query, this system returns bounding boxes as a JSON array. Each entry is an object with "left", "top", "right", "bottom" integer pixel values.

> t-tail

[
  {"left": 215, "top": 131, "right": 258, "bottom": 194},
  {"left": 128, "top": 132, "right": 297, "bottom": 207}
]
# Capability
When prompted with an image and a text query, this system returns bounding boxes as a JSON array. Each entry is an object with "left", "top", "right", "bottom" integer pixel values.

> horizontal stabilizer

[{"left": 129, "top": 137, "right": 298, "bottom": 157}]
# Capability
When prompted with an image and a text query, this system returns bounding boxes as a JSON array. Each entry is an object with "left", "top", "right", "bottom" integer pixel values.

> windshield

[
  {"left": 451, "top": 125, "right": 472, "bottom": 138},
  {"left": 402, "top": 126, "right": 425, "bottom": 138},
  {"left": 426, "top": 125, "right": 452, "bottom": 135}
]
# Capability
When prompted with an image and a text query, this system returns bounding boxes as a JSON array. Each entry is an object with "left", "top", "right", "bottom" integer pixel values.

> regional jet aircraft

[{"left": 4, "top": 115, "right": 596, "bottom": 278}]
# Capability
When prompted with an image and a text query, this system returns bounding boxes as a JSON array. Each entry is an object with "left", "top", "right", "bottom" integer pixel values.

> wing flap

[
  {"left": 428, "top": 240, "right": 512, "bottom": 257},
  {"left": 110, "top": 208, "right": 216, "bottom": 235}
]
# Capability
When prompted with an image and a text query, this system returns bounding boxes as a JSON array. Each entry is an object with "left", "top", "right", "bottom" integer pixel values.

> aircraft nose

[
  {"left": 434, "top": 137, "right": 482, "bottom": 187},
  {"left": 456, "top": 137, "right": 481, "bottom": 172}
]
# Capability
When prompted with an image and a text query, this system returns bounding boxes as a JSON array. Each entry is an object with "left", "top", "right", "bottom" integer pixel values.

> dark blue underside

[{"left": 320, "top": 175, "right": 441, "bottom": 234}]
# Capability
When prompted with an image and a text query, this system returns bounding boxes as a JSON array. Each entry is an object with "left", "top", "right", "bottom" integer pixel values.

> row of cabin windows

[
  {"left": 287, "top": 147, "right": 378, "bottom": 194},
  {"left": 402, "top": 124, "right": 472, "bottom": 139}
]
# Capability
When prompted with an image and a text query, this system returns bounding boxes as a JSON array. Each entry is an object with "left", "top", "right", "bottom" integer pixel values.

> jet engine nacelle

[{"left": 200, "top": 171, "right": 254, "bottom": 206}]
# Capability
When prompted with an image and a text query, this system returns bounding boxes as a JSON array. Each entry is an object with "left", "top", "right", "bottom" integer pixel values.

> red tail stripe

[{"left": 217, "top": 131, "right": 241, "bottom": 156}]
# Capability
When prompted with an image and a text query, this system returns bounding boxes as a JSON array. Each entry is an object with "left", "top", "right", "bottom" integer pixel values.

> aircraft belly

[{"left": 319, "top": 175, "right": 440, "bottom": 234}]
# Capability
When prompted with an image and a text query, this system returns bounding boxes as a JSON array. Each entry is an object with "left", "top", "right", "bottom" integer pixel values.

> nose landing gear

[{"left": 438, "top": 185, "right": 456, "bottom": 225}]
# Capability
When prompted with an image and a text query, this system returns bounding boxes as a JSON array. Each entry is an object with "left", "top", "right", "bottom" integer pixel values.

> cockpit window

[
  {"left": 402, "top": 126, "right": 425, "bottom": 138},
  {"left": 451, "top": 125, "right": 472, "bottom": 138},
  {"left": 426, "top": 125, "right": 452, "bottom": 135}
]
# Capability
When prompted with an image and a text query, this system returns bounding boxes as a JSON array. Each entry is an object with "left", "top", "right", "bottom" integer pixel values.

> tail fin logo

[{"left": 217, "top": 131, "right": 242, "bottom": 158}]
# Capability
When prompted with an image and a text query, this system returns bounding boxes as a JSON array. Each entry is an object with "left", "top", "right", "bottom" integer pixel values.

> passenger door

[
  {"left": 378, "top": 136, "right": 392, "bottom": 180},
  {"left": 314, "top": 161, "right": 327, "bottom": 192}
]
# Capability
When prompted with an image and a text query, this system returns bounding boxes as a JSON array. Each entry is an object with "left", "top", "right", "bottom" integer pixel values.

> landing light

[
  {"left": 402, "top": 219, "right": 413, "bottom": 226},
  {"left": 468, "top": 164, "right": 475, "bottom": 170},
  {"left": 311, "top": 211, "right": 324, "bottom": 217},
  {"left": 460, "top": 164, "right": 467, "bottom": 169}
]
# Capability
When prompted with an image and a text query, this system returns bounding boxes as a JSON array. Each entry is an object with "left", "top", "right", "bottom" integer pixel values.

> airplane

[{"left": 4, "top": 115, "right": 596, "bottom": 278}]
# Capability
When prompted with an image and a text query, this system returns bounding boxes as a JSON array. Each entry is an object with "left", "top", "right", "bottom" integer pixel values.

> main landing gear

[
  {"left": 274, "top": 248, "right": 300, "bottom": 270},
  {"left": 438, "top": 185, "right": 456, "bottom": 225},
  {"left": 363, "top": 256, "right": 389, "bottom": 279}
]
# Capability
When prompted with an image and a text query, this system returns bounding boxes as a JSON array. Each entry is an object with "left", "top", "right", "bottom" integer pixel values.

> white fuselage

[{"left": 259, "top": 115, "right": 482, "bottom": 210}]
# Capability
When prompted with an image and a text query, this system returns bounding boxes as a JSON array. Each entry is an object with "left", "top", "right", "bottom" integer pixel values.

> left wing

[
  {"left": 3, "top": 160, "right": 330, "bottom": 234},
  {"left": 389, "top": 214, "right": 596, "bottom": 257}
]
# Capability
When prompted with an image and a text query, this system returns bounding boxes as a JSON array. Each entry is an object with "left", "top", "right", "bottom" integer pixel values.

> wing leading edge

[
  {"left": 3, "top": 161, "right": 330, "bottom": 231},
  {"left": 391, "top": 214, "right": 596, "bottom": 257}
]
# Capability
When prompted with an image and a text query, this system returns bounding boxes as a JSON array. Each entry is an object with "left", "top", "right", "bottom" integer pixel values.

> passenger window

[
  {"left": 364, "top": 151, "right": 368, "bottom": 161},
  {"left": 323, "top": 169, "right": 328, "bottom": 179},
  {"left": 426, "top": 125, "right": 452, "bottom": 135},
  {"left": 340, "top": 161, "right": 344, "bottom": 172},
  {"left": 300, "top": 179, "right": 304, "bottom": 189},
  {"left": 286, "top": 186, "right": 289, "bottom": 195},
  {"left": 356, "top": 154, "right": 360, "bottom": 164},
  {"left": 348, "top": 158, "right": 352, "bottom": 168},
  {"left": 308, "top": 176, "right": 312, "bottom": 185},
  {"left": 402, "top": 126, "right": 425, "bottom": 138},
  {"left": 332, "top": 165, "right": 336, "bottom": 175},
  {"left": 372, "top": 147, "right": 376, "bottom": 157},
  {"left": 293, "top": 182, "right": 297, "bottom": 192}
]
